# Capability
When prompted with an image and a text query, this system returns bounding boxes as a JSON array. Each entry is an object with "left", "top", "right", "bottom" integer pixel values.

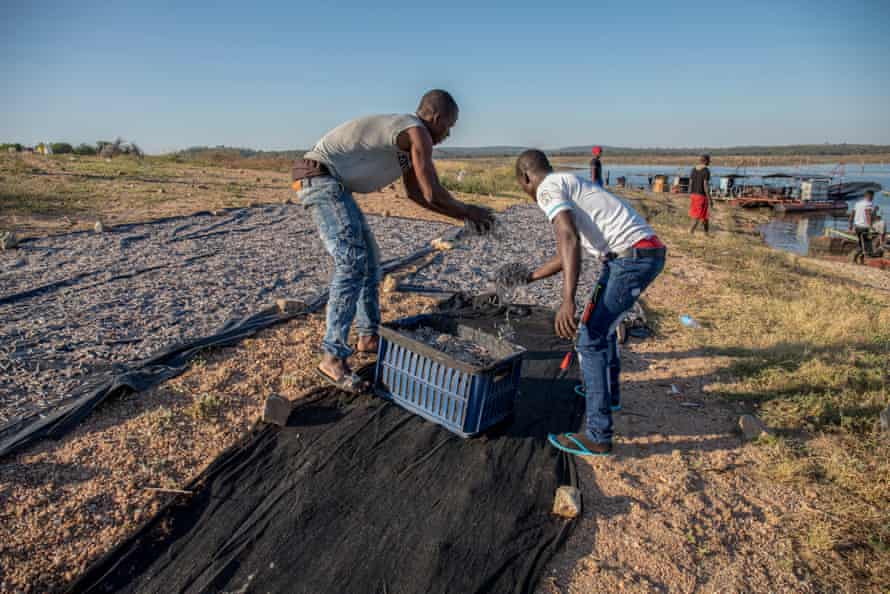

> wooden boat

[
  {"left": 828, "top": 181, "right": 882, "bottom": 201},
  {"left": 773, "top": 200, "right": 848, "bottom": 213},
  {"left": 729, "top": 197, "right": 784, "bottom": 208}
]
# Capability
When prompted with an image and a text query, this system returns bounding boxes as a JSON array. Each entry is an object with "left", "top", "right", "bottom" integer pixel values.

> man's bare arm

[
  {"left": 402, "top": 170, "right": 459, "bottom": 217},
  {"left": 552, "top": 211, "right": 582, "bottom": 339},
  {"left": 400, "top": 126, "right": 487, "bottom": 222}
]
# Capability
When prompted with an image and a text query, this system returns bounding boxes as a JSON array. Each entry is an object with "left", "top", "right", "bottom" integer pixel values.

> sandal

[
  {"left": 547, "top": 433, "right": 612, "bottom": 457},
  {"left": 315, "top": 367, "right": 369, "bottom": 394}
]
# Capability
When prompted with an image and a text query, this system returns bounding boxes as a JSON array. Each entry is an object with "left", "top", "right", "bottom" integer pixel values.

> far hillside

[{"left": 167, "top": 144, "right": 890, "bottom": 170}]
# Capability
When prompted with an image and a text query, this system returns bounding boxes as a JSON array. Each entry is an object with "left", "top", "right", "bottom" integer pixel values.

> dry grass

[
  {"left": 435, "top": 159, "right": 524, "bottom": 199},
  {"left": 615, "top": 189, "right": 890, "bottom": 592},
  {"left": 0, "top": 153, "right": 291, "bottom": 237},
  {"left": 0, "top": 154, "right": 524, "bottom": 239}
]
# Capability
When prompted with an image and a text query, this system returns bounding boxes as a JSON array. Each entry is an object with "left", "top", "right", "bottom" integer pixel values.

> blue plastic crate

[{"left": 374, "top": 314, "right": 525, "bottom": 437}]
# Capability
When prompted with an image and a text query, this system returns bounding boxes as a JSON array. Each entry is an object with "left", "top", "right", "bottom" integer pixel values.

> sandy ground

[{"left": 526, "top": 244, "right": 814, "bottom": 594}]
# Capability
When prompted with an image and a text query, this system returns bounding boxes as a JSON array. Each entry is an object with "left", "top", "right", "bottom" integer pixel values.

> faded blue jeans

[
  {"left": 577, "top": 255, "right": 665, "bottom": 444},
  {"left": 297, "top": 176, "right": 381, "bottom": 359}
]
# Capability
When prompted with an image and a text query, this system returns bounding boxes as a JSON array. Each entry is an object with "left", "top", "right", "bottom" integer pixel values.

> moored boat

[
  {"left": 828, "top": 181, "right": 883, "bottom": 201},
  {"left": 773, "top": 200, "right": 848, "bottom": 213}
]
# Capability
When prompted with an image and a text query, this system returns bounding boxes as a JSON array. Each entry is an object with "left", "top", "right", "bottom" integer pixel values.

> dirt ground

[
  {"left": 2, "top": 159, "right": 888, "bottom": 593},
  {"left": 538, "top": 252, "right": 814, "bottom": 593}
]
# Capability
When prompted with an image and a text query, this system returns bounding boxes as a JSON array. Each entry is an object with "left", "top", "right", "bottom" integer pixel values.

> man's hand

[
  {"left": 555, "top": 301, "right": 578, "bottom": 340},
  {"left": 464, "top": 204, "right": 494, "bottom": 233}
]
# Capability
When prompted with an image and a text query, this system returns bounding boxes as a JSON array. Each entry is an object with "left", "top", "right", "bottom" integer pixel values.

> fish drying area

[
  {"left": 0, "top": 205, "right": 448, "bottom": 425},
  {"left": 402, "top": 205, "right": 601, "bottom": 305}
]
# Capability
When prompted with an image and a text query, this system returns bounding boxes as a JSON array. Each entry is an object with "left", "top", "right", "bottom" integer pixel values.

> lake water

[{"left": 572, "top": 162, "right": 889, "bottom": 256}]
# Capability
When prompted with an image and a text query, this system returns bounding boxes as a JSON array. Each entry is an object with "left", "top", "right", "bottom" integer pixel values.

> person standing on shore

[
  {"left": 688, "top": 154, "right": 712, "bottom": 234},
  {"left": 849, "top": 190, "right": 875, "bottom": 258},
  {"left": 292, "top": 90, "right": 494, "bottom": 391},
  {"left": 590, "top": 146, "right": 604, "bottom": 186},
  {"left": 515, "top": 149, "right": 666, "bottom": 456}
]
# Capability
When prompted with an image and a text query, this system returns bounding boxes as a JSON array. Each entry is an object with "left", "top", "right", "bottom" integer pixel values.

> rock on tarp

[{"left": 68, "top": 300, "right": 584, "bottom": 594}]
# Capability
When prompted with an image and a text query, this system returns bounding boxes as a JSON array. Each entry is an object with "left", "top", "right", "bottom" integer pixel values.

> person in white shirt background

[{"left": 849, "top": 190, "right": 876, "bottom": 258}]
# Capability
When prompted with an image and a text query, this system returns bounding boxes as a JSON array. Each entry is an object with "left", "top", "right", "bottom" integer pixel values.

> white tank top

[{"left": 303, "top": 113, "right": 424, "bottom": 193}]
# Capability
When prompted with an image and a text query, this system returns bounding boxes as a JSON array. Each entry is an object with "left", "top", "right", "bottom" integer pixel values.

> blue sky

[{"left": 2, "top": 0, "right": 889, "bottom": 153}]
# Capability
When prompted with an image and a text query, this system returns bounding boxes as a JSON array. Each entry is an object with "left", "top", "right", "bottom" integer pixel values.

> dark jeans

[
  {"left": 577, "top": 255, "right": 666, "bottom": 444},
  {"left": 855, "top": 226, "right": 872, "bottom": 256},
  {"left": 297, "top": 176, "right": 381, "bottom": 359}
]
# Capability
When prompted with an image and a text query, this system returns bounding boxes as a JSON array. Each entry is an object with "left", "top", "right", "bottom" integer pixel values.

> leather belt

[{"left": 291, "top": 161, "right": 331, "bottom": 191}]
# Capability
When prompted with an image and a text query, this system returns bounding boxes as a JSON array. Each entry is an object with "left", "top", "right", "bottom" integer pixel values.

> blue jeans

[
  {"left": 607, "top": 333, "right": 620, "bottom": 406},
  {"left": 577, "top": 255, "right": 665, "bottom": 444},
  {"left": 297, "top": 176, "right": 381, "bottom": 359}
]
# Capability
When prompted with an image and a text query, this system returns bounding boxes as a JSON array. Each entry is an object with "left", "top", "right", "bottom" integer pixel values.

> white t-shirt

[
  {"left": 852, "top": 199, "right": 874, "bottom": 228},
  {"left": 536, "top": 172, "right": 654, "bottom": 257}
]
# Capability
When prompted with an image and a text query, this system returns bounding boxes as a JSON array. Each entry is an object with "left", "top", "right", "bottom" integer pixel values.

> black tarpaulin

[{"left": 67, "top": 300, "right": 583, "bottom": 594}]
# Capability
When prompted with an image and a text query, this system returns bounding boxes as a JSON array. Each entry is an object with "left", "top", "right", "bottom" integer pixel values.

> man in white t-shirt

[
  {"left": 515, "top": 149, "right": 667, "bottom": 457},
  {"left": 849, "top": 191, "right": 875, "bottom": 258}
]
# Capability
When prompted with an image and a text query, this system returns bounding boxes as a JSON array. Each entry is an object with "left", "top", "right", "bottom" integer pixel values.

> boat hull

[{"left": 773, "top": 201, "right": 848, "bottom": 213}]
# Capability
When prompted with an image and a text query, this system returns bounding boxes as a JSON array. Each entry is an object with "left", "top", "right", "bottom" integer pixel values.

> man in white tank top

[{"left": 293, "top": 90, "right": 493, "bottom": 392}]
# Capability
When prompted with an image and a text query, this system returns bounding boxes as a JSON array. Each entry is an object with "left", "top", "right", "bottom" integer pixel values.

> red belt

[{"left": 633, "top": 235, "right": 665, "bottom": 249}]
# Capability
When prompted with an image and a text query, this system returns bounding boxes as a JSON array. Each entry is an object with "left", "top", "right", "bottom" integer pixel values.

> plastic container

[{"left": 374, "top": 314, "right": 525, "bottom": 437}]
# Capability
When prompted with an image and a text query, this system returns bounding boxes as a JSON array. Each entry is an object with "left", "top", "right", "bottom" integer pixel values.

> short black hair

[
  {"left": 865, "top": 189, "right": 874, "bottom": 199},
  {"left": 515, "top": 149, "right": 553, "bottom": 179},
  {"left": 417, "top": 89, "right": 458, "bottom": 118},
  {"left": 700, "top": 154, "right": 711, "bottom": 164}
]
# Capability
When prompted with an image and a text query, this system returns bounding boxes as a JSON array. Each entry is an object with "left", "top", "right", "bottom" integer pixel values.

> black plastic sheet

[{"left": 67, "top": 300, "right": 583, "bottom": 594}]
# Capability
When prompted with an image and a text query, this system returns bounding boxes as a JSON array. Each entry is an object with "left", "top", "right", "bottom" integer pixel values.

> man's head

[
  {"left": 515, "top": 149, "right": 553, "bottom": 198},
  {"left": 416, "top": 89, "right": 459, "bottom": 145},
  {"left": 700, "top": 154, "right": 711, "bottom": 166},
  {"left": 864, "top": 190, "right": 874, "bottom": 201},
  {"left": 592, "top": 145, "right": 603, "bottom": 157}
]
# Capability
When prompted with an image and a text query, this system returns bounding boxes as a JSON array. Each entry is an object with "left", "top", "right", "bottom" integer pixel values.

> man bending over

[
  {"left": 293, "top": 90, "right": 493, "bottom": 392},
  {"left": 515, "top": 149, "right": 666, "bottom": 456}
]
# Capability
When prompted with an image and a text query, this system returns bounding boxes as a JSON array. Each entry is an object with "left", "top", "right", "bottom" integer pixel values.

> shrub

[
  {"left": 50, "top": 142, "right": 74, "bottom": 154},
  {"left": 73, "top": 143, "right": 97, "bottom": 156}
]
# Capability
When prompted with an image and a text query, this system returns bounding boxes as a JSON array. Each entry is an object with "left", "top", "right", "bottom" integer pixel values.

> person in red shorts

[{"left": 688, "top": 154, "right": 711, "bottom": 234}]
